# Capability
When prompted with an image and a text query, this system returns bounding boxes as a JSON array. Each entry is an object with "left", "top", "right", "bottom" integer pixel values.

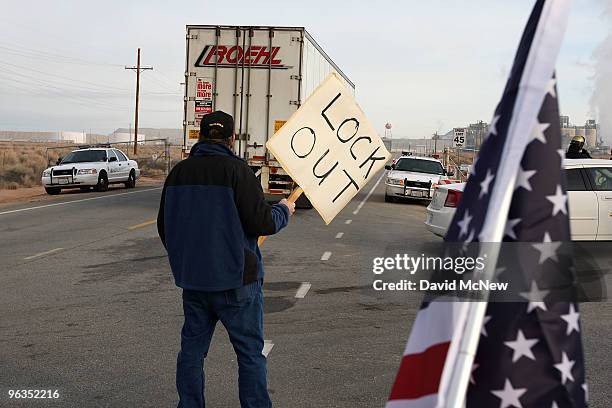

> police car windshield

[
  {"left": 395, "top": 158, "right": 444, "bottom": 175},
  {"left": 61, "top": 150, "right": 107, "bottom": 164}
]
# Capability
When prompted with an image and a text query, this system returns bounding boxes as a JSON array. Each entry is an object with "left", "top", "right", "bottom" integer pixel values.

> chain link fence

[
  {"left": 44, "top": 139, "right": 182, "bottom": 179},
  {"left": 0, "top": 140, "right": 182, "bottom": 190},
  {"left": 100, "top": 139, "right": 182, "bottom": 178}
]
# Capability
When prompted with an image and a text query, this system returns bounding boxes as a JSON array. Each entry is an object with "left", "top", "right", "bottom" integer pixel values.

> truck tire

[
  {"left": 295, "top": 193, "right": 313, "bottom": 209},
  {"left": 95, "top": 172, "right": 109, "bottom": 192},
  {"left": 385, "top": 194, "right": 394, "bottom": 203},
  {"left": 45, "top": 187, "right": 61, "bottom": 195}
]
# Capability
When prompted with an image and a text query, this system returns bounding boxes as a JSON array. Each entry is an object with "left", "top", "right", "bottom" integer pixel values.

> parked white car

[
  {"left": 42, "top": 147, "right": 140, "bottom": 195},
  {"left": 425, "top": 159, "right": 612, "bottom": 241},
  {"left": 385, "top": 155, "right": 450, "bottom": 202}
]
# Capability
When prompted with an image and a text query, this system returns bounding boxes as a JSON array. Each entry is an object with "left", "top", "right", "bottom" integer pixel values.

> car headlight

[
  {"left": 387, "top": 178, "right": 404, "bottom": 186},
  {"left": 42, "top": 170, "right": 51, "bottom": 177},
  {"left": 77, "top": 169, "right": 98, "bottom": 175}
]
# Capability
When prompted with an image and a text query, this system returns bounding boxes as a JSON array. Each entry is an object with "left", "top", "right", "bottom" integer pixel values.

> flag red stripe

[{"left": 388, "top": 342, "right": 450, "bottom": 401}]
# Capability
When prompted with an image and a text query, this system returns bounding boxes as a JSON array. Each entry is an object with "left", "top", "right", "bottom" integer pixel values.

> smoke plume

[{"left": 591, "top": 2, "right": 612, "bottom": 146}]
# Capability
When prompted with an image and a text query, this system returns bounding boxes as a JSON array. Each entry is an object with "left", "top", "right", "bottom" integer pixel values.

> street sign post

[{"left": 453, "top": 127, "right": 467, "bottom": 173}]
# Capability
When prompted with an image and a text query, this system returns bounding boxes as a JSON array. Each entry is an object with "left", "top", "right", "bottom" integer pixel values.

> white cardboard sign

[{"left": 266, "top": 73, "right": 391, "bottom": 224}]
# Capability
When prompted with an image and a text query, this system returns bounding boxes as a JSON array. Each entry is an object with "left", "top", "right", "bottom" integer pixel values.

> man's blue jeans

[{"left": 176, "top": 281, "right": 271, "bottom": 408}]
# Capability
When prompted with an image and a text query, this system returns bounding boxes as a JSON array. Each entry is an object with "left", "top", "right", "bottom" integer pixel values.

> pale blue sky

[{"left": 0, "top": 0, "right": 607, "bottom": 140}]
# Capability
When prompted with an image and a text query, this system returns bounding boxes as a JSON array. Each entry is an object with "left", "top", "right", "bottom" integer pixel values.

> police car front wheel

[{"left": 95, "top": 173, "right": 109, "bottom": 192}]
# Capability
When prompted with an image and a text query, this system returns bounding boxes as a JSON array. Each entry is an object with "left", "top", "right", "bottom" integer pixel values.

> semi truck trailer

[{"left": 183, "top": 25, "right": 354, "bottom": 199}]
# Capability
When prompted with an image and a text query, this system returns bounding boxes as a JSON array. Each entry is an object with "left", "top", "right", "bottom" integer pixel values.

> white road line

[
  {"left": 335, "top": 232, "right": 344, "bottom": 239},
  {"left": 295, "top": 282, "right": 312, "bottom": 298},
  {"left": 352, "top": 171, "right": 385, "bottom": 215},
  {"left": 321, "top": 251, "right": 332, "bottom": 261},
  {"left": 0, "top": 187, "right": 163, "bottom": 217},
  {"left": 262, "top": 340, "right": 274, "bottom": 357},
  {"left": 24, "top": 247, "right": 64, "bottom": 260},
  {"left": 345, "top": 219, "right": 352, "bottom": 225}
]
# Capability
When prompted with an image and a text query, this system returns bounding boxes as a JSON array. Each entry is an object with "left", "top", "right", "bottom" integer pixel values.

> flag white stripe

[
  {"left": 403, "top": 302, "right": 461, "bottom": 356},
  {"left": 386, "top": 394, "right": 438, "bottom": 408}
]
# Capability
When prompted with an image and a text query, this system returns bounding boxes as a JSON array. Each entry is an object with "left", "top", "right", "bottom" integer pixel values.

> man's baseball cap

[{"left": 200, "top": 111, "right": 234, "bottom": 139}]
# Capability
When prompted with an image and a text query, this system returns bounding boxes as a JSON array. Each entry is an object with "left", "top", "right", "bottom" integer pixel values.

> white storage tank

[
  {"left": 59, "top": 131, "right": 86, "bottom": 144},
  {"left": 107, "top": 132, "right": 146, "bottom": 144},
  {"left": 585, "top": 128, "right": 597, "bottom": 148}
]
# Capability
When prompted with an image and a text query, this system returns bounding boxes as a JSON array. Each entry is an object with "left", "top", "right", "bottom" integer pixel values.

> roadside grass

[{"left": 0, "top": 142, "right": 49, "bottom": 189}]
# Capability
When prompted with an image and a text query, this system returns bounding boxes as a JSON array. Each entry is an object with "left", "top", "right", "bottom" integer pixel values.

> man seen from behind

[{"left": 157, "top": 111, "right": 295, "bottom": 408}]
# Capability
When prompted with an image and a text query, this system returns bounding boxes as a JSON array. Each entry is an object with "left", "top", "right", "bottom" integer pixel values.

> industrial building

[
  {"left": 559, "top": 116, "right": 599, "bottom": 149},
  {"left": 0, "top": 130, "right": 88, "bottom": 144},
  {"left": 386, "top": 121, "right": 488, "bottom": 155},
  {"left": 386, "top": 136, "right": 454, "bottom": 154},
  {"left": 91, "top": 128, "right": 183, "bottom": 145},
  {"left": 0, "top": 128, "right": 184, "bottom": 146}
]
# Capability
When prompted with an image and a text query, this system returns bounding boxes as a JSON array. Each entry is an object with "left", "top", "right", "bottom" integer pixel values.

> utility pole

[
  {"left": 433, "top": 132, "right": 438, "bottom": 155},
  {"left": 125, "top": 48, "right": 153, "bottom": 155},
  {"left": 473, "top": 120, "right": 483, "bottom": 164}
]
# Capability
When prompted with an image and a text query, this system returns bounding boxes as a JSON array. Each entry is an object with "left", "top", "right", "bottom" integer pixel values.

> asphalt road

[{"left": 0, "top": 174, "right": 610, "bottom": 407}]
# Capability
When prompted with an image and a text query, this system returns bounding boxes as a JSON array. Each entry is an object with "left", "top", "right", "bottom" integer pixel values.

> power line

[
  {"left": 0, "top": 42, "right": 181, "bottom": 94},
  {"left": 0, "top": 62, "right": 180, "bottom": 102},
  {"left": 0, "top": 61, "right": 131, "bottom": 96},
  {"left": 0, "top": 73, "right": 180, "bottom": 114},
  {"left": 142, "top": 71, "right": 180, "bottom": 92},
  {"left": 0, "top": 41, "right": 124, "bottom": 67},
  {"left": 0, "top": 17, "right": 129, "bottom": 65},
  {"left": 147, "top": 70, "right": 182, "bottom": 89},
  {"left": 0, "top": 60, "right": 129, "bottom": 91},
  {"left": 0, "top": 65, "right": 130, "bottom": 101}
]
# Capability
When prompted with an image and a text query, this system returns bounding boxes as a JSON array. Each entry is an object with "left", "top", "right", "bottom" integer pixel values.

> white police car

[
  {"left": 384, "top": 155, "right": 449, "bottom": 202},
  {"left": 42, "top": 147, "right": 140, "bottom": 195}
]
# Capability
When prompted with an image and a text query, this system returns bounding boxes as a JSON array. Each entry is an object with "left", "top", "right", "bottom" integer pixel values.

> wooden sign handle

[{"left": 258, "top": 186, "right": 303, "bottom": 247}]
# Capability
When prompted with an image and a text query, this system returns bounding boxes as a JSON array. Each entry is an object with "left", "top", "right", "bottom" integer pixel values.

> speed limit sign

[{"left": 453, "top": 128, "right": 466, "bottom": 148}]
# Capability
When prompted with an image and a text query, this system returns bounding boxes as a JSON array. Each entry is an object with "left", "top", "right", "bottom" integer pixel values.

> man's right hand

[{"left": 279, "top": 199, "right": 296, "bottom": 215}]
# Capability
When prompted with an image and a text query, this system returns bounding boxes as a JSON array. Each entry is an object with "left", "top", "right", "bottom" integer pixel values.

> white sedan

[
  {"left": 385, "top": 155, "right": 450, "bottom": 202},
  {"left": 42, "top": 147, "right": 140, "bottom": 195},
  {"left": 425, "top": 159, "right": 612, "bottom": 241}
]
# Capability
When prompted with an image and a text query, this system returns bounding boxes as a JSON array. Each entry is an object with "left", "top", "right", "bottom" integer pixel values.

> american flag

[{"left": 387, "top": 1, "right": 587, "bottom": 407}]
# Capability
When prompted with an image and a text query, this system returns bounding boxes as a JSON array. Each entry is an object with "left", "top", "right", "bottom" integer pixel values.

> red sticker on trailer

[
  {"left": 196, "top": 78, "right": 213, "bottom": 99},
  {"left": 195, "top": 100, "right": 212, "bottom": 114},
  {"left": 195, "top": 77, "right": 214, "bottom": 122}
]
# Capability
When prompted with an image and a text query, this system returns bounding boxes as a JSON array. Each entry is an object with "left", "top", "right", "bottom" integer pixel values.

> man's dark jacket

[
  {"left": 157, "top": 142, "right": 289, "bottom": 291},
  {"left": 566, "top": 145, "right": 592, "bottom": 159}
]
